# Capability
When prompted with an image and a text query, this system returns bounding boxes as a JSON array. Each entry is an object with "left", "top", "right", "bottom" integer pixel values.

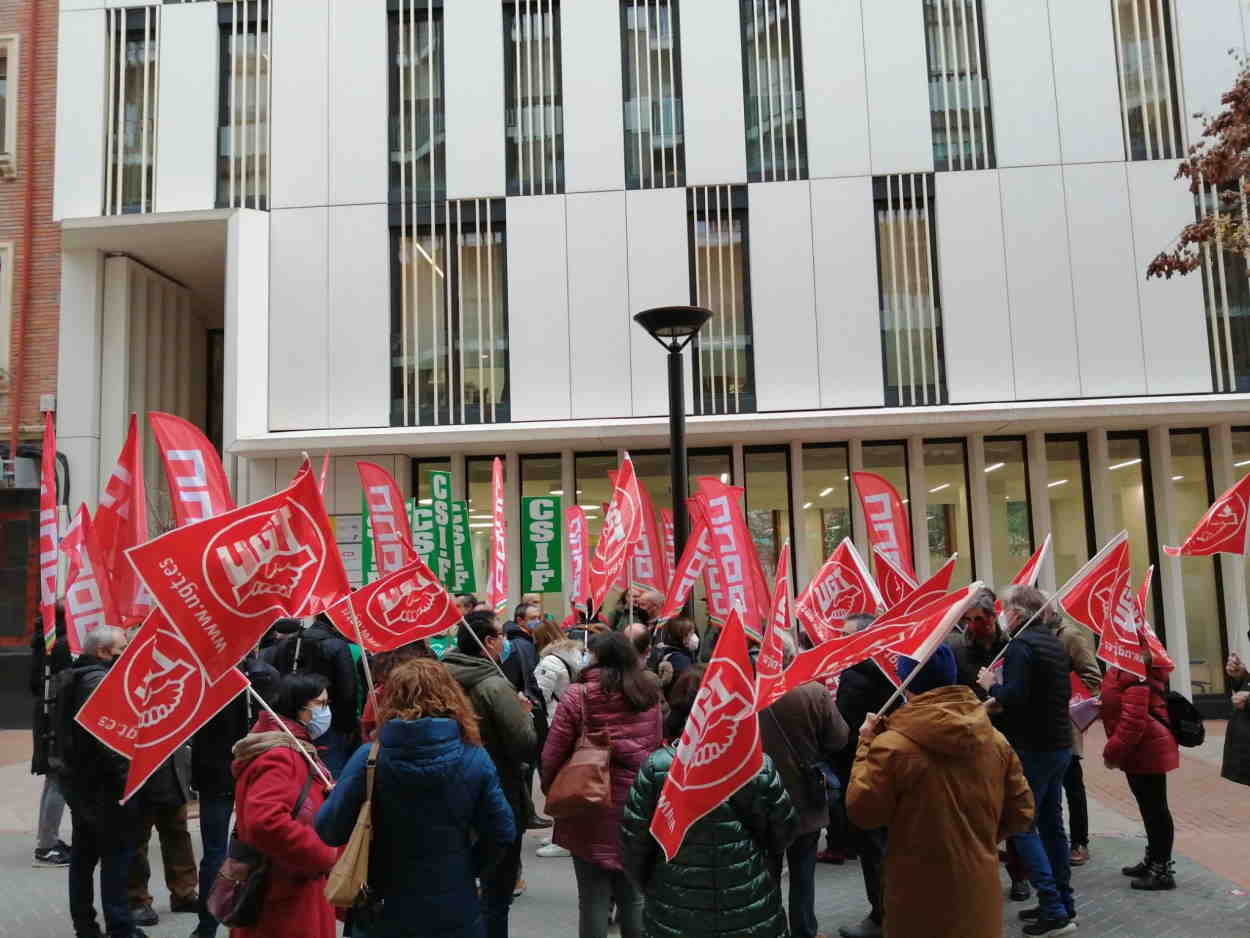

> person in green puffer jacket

[{"left": 620, "top": 665, "right": 798, "bottom": 938}]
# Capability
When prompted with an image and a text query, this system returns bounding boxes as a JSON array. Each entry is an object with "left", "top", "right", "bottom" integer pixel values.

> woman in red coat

[
  {"left": 230, "top": 673, "right": 338, "bottom": 938},
  {"left": 541, "top": 631, "right": 662, "bottom": 938},
  {"left": 1100, "top": 653, "right": 1180, "bottom": 891}
]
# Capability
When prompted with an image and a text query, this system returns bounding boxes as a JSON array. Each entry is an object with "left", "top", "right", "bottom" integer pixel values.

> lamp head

[{"left": 633, "top": 306, "right": 713, "bottom": 350}]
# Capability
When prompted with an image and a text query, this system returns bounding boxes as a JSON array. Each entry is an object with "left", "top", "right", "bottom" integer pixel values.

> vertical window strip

[
  {"left": 924, "top": 0, "right": 993, "bottom": 171},
  {"left": 506, "top": 1, "right": 564, "bottom": 196},
  {"left": 1198, "top": 178, "right": 1250, "bottom": 393},
  {"left": 105, "top": 7, "right": 160, "bottom": 215},
  {"left": 1111, "top": 0, "right": 1183, "bottom": 161},
  {"left": 741, "top": 0, "right": 806, "bottom": 183},
  {"left": 221, "top": 0, "right": 269, "bottom": 210}
]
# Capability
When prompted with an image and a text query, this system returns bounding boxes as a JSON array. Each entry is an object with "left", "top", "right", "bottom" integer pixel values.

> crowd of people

[{"left": 29, "top": 580, "right": 1245, "bottom": 938}]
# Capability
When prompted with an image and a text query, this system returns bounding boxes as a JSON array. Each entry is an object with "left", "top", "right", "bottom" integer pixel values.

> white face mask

[
  {"left": 305, "top": 704, "right": 332, "bottom": 740},
  {"left": 685, "top": 633, "right": 700, "bottom": 653}
]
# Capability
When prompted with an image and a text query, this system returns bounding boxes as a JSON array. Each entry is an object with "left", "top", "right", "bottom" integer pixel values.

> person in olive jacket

[
  {"left": 621, "top": 666, "right": 798, "bottom": 938},
  {"left": 1222, "top": 644, "right": 1250, "bottom": 788}
]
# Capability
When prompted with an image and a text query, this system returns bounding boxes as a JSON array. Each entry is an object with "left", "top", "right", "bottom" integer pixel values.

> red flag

[
  {"left": 62, "top": 507, "right": 121, "bottom": 655},
  {"left": 657, "top": 509, "right": 711, "bottom": 622},
  {"left": 1054, "top": 532, "right": 1130, "bottom": 638},
  {"left": 877, "top": 553, "right": 958, "bottom": 621},
  {"left": 794, "top": 538, "right": 882, "bottom": 645},
  {"left": 695, "top": 477, "right": 770, "bottom": 639},
  {"left": 690, "top": 497, "right": 734, "bottom": 627},
  {"left": 632, "top": 477, "right": 666, "bottom": 592},
  {"left": 659, "top": 509, "right": 676, "bottom": 589},
  {"left": 872, "top": 545, "right": 918, "bottom": 608},
  {"left": 755, "top": 542, "right": 793, "bottom": 711},
  {"left": 1164, "top": 472, "right": 1250, "bottom": 557},
  {"left": 566, "top": 506, "right": 590, "bottom": 613},
  {"left": 327, "top": 558, "right": 462, "bottom": 653},
  {"left": 1011, "top": 534, "right": 1052, "bottom": 587},
  {"left": 589, "top": 454, "right": 644, "bottom": 613},
  {"left": 125, "top": 466, "right": 349, "bottom": 683},
  {"left": 486, "top": 457, "right": 509, "bottom": 613},
  {"left": 95, "top": 414, "right": 152, "bottom": 625},
  {"left": 149, "top": 412, "right": 235, "bottom": 525},
  {"left": 780, "top": 623, "right": 911, "bottom": 694},
  {"left": 852, "top": 471, "right": 914, "bottom": 580},
  {"left": 1134, "top": 566, "right": 1174, "bottom": 673},
  {"left": 75, "top": 610, "right": 248, "bottom": 803},
  {"left": 357, "top": 462, "right": 415, "bottom": 575},
  {"left": 881, "top": 583, "right": 983, "bottom": 664},
  {"left": 1095, "top": 556, "right": 1148, "bottom": 679},
  {"left": 38, "top": 411, "right": 58, "bottom": 652},
  {"left": 650, "top": 609, "right": 762, "bottom": 861},
  {"left": 870, "top": 649, "right": 903, "bottom": 689}
]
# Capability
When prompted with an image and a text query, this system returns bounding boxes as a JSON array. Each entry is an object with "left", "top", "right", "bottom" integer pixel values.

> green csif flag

[
  {"left": 521, "top": 495, "right": 562, "bottom": 595},
  {"left": 429, "top": 470, "right": 455, "bottom": 587},
  {"left": 451, "top": 500, "right": 477, "bottom": 593}
]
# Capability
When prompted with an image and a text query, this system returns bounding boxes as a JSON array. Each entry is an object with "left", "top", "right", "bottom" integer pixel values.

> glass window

[
  {"left": 922, "top": 0, "right": 994, "bottom": 171},
  {"left": 740, "top": 0, "right": 807, "bottom": 183},
  {"left": 1170, "top": 430, "right": 1226, "bottom": 695},
  {"left": 1198, "top": 183, "right": 1250, "bottom": 393},
  {"left": 105, "top": 10, "right": 159, "bottom": 215},
  {"left": 861, "top": 441, "right": 912, "bottom": 559},
  {"left": 1233, "top": 428, "right": 1250, "bottom": 649},
  {"left": 621, "top": 0, "right": 685, "bottom": 190},
  {"left": 0, "top": 41, "right": 10, "bottom": 158},
  {"left": 874, "top": 174, "right": 946, "bottom": 407},
  {"left": 388, "top": 0, "right": 444, "bottom": 208},
  {"left": 744, "top": 447, "right": 792, "bottom": 580},
  {"left": 984, "top": 437, "right": 1032, "bottom": 587},
  {"left": 923, "top": 440, "right": 973, "bottom": 585},
  {"left": 413, "top": 458, "right": 451, "bottom": 504},
  {"left": 801, "top": 445, "right": 851, "bottom": 567},
  {"left": 217, "top": 2, "right": 270, "bottom": 210},
  {"left": 1111, "top": 0, "right": 1183, "bottom": 161},
  {"left": 574, "top": 453, "right": 617, "bottom": 544},
  {"left": 689, "top": 185, "right": 755, "bottom": 415},
  {"left": 391, "top": 200, "right": 510, "bottom": 426},
  {"left": 1107, "top": 433, "right": 1161, "bottom": 623},
  {"left": 504, "top": 1, "right": 565, "bottom": 196},
  {"left": 1045, "top": 436, "right": 1094, "bottom": 588}
]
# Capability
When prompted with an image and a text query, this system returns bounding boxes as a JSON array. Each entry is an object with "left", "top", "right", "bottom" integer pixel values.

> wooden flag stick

[{"left": 246, "top": 685, "right": 335, "bottom": 788}]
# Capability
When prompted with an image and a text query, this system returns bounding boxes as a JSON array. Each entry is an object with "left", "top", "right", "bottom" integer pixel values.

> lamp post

[{"left": 633, "top": 306, "right": 712, "bottom": 568}]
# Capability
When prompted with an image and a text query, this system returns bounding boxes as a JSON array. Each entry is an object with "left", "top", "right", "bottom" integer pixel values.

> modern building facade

[{"left": 50, "top": 0, "right": 1250, "bottom": 711}]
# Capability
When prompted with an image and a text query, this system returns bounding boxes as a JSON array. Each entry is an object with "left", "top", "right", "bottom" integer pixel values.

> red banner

[
  {"left": 487, "top": 458, "right": 509, "bottom": 612},
  {"left": 633, "top": 477, "right": 666, "bottom": 592},
  {"left": 780, "top": 623, "right": 911, "bottom": 695},
  {"left": 1094, "top": 556, "right": 1148, "bottom": 679},
  {"left": 327, "top": 558, "right": 462, "bottom": 653},
  {"left": 881, "top": 583, "right": 982, "bottom": 665},
  {"left": 695, "top": 477, "right": 770, "bottom": 639},
  {"left": 589, "top": 454, "right": 644, "bottom": 613},
  {"left": 62, "top": 506, "right": 121, "bottom": 655},
  {"left": 650, "top": 609, "right": 762, "bottom": 861},
  {"left": 149, "top": 412, "right": 236, "bottom": 525},
  {"left": 877, "top": 553, "right": 958, "bottom": 621},
  {"left": 566, "top": 505, "right": 590, "bottom": 613},
  {"left": 691, "top": 497, "right": 734, "bottom": 626},
  {"left": 1165, "top": 472, "right": 1250, "bottom": 557},
  {"left": 95, "top": 414, "right": 152, "bottom": 625},
  {"left": 126, "top": 466, "right": 349, "bottom": 683},
  {"left": 870, "top": 649, "right": 903, "bottom": 689},
  {"left": 76, "top": 610, "right": 248, "bottom": 803},
  {"left": 38, "top": 411, "right": 58, "bottom": 652},
  {"left": 872, "top": 546, "right": 918, "bottom": 609},
  {"left": 357, "top": 462, "right": 415, "bottom": 575},
  {"left": 1011, "top": 533, "right": 1052, "bottom": 588},
  {"left": 659, "top": 509, "right": 676, "bottom": 590},
  {"left": 852, "top": 471, "right": 914, "bottom": 581},
  {"left": 794, "top": 537, "right": 882, "bottom": 645},
  {"left": 755, "top": 543, "right": 793, "bottom": 712},
  {"left": 657, "top": 508, "right": 710, "bottom": 622},
  {"left": 1054, "top": 533, "right": 1130, "bottom": 638},
  {"left": 1135, "top": 565, "right": 1173, "bottom": 673}
]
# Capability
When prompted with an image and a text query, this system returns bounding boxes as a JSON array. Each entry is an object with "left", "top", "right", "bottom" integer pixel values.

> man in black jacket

[
  {"left": 30, "top": 608, "right": 72, "bottom": 867},
  {"left": 979, "top": 584, "right": 1076, "bottom": 936},
  {"left": 61, "top": 626, "right": 148, "bottom": 938}
]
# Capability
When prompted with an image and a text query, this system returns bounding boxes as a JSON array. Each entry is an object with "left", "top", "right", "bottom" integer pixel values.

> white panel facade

[
  {"left": 999, "top": 166, "right": 1080, "bottom": 399},
  {"left": 445, "top": 0, "right": 506, "bottom": 199},
  {"left": 982, "top": 0, "right": 1061, "bottom": 167},
  {"left": 1048, "top": 0, "right": 1124, "bottom": 164},
  {"left": 270, "top": 0, "right": 329, "bottom": 209},
  {"left": 328, "top": 0, "right": 388, "bottom": 206},
  {"left": 749, "top": 182, "right": 819, "bottom": 411},
  {"left": 802, "top": 0, "right": 870, "bottom": 178},
  {"left": 561, "top": 0, "right": 625, "bottom": 193},
  {"left": 936, "top": 171, "right": 1014, "bottom": 403},
  {"left": 567, "top": 191, "right": 631, "bottom": 419},
  {"left": 1175, "top": 0, "right": 1246, "bottom": 145},
  {"left": 269, "top": 207, "right": 329, "bottom": 430},
  {"left": 328, "top": 204, "right": 390, "bottom": 428},
  {"left": 862, "top": 0, "right": 933, "bottom": 176},
  {"left": 810, "top": 176, "right": 884, "bottom": 408},
  {"left": 680, "top": 0, "right": 747, "bottom": 186},
  {"left": 626, "top": 187, "right": 690, "bottom": 416},
  {"left": 154, "top": 3, "right": 217, "bottom": 213},
  {"left": 506, "top": 195, "right": 571, "bottom": 421},
  {"left": 1127, "top": 161, "right": 1211, "bottom": 394},
  {"left": 1064, "top": 163, "right": 1147, "bottom": 396},
  {"left": 53, "top": 10, "right": 106, "bottom": 219}
]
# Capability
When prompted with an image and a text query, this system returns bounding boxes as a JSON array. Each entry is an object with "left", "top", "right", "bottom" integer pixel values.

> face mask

[
  {"left": 579, "top": 652, "right": 592, "bottom": 670},
  {"left": 501, "top": 638, "right": 514, "bottom": 662},
  {"left": 685, "top": 634, "right": 700, "bottom": 653},
  {"left": 305, "top": 704, "right": 331, "bottom": 740}
]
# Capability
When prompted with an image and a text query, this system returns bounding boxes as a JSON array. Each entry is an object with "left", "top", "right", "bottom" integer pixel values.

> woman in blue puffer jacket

[{"left": 316, "top": 658, "right": 516, "bottom": 938}]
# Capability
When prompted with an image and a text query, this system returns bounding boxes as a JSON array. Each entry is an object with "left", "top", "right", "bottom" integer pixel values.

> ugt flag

[
  {"left": 1165, "top": 472, "right": 1250, "bottom": 557},
  {"left": 794, "top": 537, "right": 882, "bottom": 645},
  {"left": 149, "top": 412, "right": 236, "bottom": 525},
  {"left": 1054, "top": 532, "right": 1130, "bottom": 637},
  {"left": 1093, "top": 553, "right": 1148, "bottom": 680},
  {"left": 755, "top": 542, "right": 794, "bottom": 712},
  {"left": 94, "top": 414, "right": 152, "bottom": 625},
  {"left": 589, "top": 454, "right": 644, "bottom": 613},
  {"left": 876, "top": 553, "right": 958, "bottom": 622},
  {"left": 872, "top": 545, "right": 918, "bottom": 609},
  {"left": 1010, "top": 533, "right": 1052, "bottom": 588},
  {"left": 326, "top": 558, "right": 462, "bottom": 653}
]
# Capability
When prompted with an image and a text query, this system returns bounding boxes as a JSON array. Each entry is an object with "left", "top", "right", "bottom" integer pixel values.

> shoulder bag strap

[
  {"left": 291, "top": 764, "right": 316, "bottom": 818},
  {"left": 364, "top": 741, "right": 380, "bottom": 804},
  {"left": 764, "top": 708, "right": 802, "bottom": 762}
]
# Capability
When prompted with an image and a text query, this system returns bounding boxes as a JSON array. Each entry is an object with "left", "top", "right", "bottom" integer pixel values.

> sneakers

[
  {"left": 170, "top": 893, "right": 199, "bottom": 913},
  {"left": 527, "top": 815, "right": 554, "bottom": 830},
  {"left": 32, "top": 845, "right": 71, "bottom": 867},
  {"left": 1021, "top": 916, "right": 1077, "bottom": 936},
  {"left": 1131, "top": 860, "right": 1176, "bottom": 891},
  {"left": 1009, "top": 879, "right": 1032, "bottom": 902},
  {"left": 536, "top": 843, "right": 571, "bottom": 858},
  {"left": 130, "top": 903, "right": 159, "bottom": 927},
  {"left": 1019, "top": 906, "right": 1077, "bottom": 923},
  {"left": 1069, "top": 845, "right": 1090, "bottom": 866},
  {"left": 837, "top": 917, "right": 883, "bottom": 938},
  {"left": 512, "top": 876, "right": 527, "bottom": 898},
  {"left": 1122, "top": 856, "right": 1150, "bottom": 877}
]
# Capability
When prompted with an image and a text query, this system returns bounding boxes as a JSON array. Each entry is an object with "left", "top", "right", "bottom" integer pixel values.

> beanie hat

[{"left": 896, "top": 644, "right": 958, "bottom": 696}]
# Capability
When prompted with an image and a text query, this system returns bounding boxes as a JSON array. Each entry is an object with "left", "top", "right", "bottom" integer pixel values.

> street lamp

[{"left": 633, "top": 306, "right": 712, "bottom": 568}]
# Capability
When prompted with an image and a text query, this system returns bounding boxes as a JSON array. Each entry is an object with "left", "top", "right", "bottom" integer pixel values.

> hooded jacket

[
  {"left": 847, "top": 685, "right": 1034, "bottom": 938},
  {"left": 1100, "top": 666, "right": 1179, "bottom": 775},
  {"left": 534, "top": 642, "right": 584, "bottom": 721},
  {"left": 263, "top": 619, "right": 361, "bottom": 735},
  {"left": 621, "top": 749, "right": 797, "bottom": 938},
  {"left": 315, "top": 717, "right": 516, "bottom": 938}
]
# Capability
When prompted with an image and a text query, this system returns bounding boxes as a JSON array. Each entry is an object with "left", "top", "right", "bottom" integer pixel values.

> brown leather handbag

[{"left": 543, "top": 690, "right": 612, "bottom": 819}]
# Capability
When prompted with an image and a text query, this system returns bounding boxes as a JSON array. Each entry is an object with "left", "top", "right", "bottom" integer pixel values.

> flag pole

[
  {"left": 246, "top": 686, "right": 335, "bottom": 788},
  {"left": 460, "top": 615, "right": 512, "bottom": 682},
  {"left": 342, "top": 606, "right": 378, "bottom": 713}
]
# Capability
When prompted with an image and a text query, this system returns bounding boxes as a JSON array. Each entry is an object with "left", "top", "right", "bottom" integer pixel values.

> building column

[
  {"left": 1087, "top": 429, "right": 1113, "bottom": 549},
  {"left": 907, "top": 436, "right": 929, "bottom": 580},
  {"left": 968, "top": 433, "right": 993, "bottom": 586},
  {"left": 789, "top": 440, "right": 807, "bottom": 585},
  {"left": 1211, "top": 424, "right": 1250, "bottom": 662},
  {"left": 56, "top": 250, "right": 105, "bottom": 515},
  {"left": 1026, "top": 431, "right": 1056, "bottom": 592},
  {"left": 731, "top": 443, "right": 745, "bottom": 488},
  {"left": 848, "top": 439, "right": 866, "bottom": 550},
  {"left": 506, "top": 451, "right": 521, "bottom": 609},
  {"left": 449, "top": 453, "right": 466, "bottom": 501},
  {"left": 1149, "top": 426, "right": 1193, "bottom": 697},
  {"left": 98, "top": 257, "right": 132, "bottom": 504}
]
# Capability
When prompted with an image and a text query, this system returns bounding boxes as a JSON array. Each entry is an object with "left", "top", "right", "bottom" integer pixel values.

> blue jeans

[
  {"left": 196, "top": 793, "right": 234, "bottom": 936},
  {"left": 572, "top": 855, "right": 643, "bottom": 938},
  {"left": 770, "top": 830, "right": 820, "bottom": 938},
  {"left": 69, "top": 812, "right": 135, "bottom": 938},
  {"left": 1009, "top": 748, "right": 1074, "bottom": 920}
]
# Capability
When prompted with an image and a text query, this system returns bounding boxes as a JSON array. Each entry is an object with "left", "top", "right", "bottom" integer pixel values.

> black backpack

[
  {"left": 45, "top": 668, "right": 83, "bottom": 776},
  {"left": 1149, "top": 679, "right": 1205, "bottom": 748}
]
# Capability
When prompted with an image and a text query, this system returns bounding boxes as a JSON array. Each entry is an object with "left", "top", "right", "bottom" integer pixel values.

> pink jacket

[{"left": 540, "top": 668, "right": 662, "bottom": 870}]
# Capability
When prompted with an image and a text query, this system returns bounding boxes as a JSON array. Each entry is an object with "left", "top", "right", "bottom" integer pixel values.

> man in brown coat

[{"left": 848, "top": 645, "right": 1035, "bottom": 938}]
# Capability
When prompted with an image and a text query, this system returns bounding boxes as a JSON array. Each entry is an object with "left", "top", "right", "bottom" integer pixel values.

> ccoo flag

[
  {"left": 566, "top": 505, "right": 590, "bottom": 614},
  {"left": 695, "top": 477, "right": 771, "bottom": 639},
  {"left": 486, "top": 458, "right": 509, "bottom": 612},
  {"left": 61, "top": 506, "right": 121, "bottom": 655},
  {"left": 852, "top": 471, "right": 915, "bottom": 582},
  {"left": 149, "top": 412, "right": 236, "bottom": 526},
  {"left": 326, "top": 558, "right": 462, "bottom": 653},
  {"left": 94, "top": 414, "right": 153, "bottom": 625},
  {"left": 357, "top": 462, "right": 416, "bottom": 575},
  {"left": 1164, "top": 472, "right": 1250, "bottom": 557}
]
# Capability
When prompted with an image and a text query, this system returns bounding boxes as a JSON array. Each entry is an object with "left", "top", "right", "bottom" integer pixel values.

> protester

[
  {"left": 541, "top": 632, "right": 663, "bottom": 938},
  {"left": 847, "top": 646, "right": 1035, "bottom": 938},
  {"left": 126, "top": 752, "right": 197, "bottom": 927},
  {"left": 359, "top": 641, "right": 436, "bottom": 741},
  {"left": 1054, "top": 607, "right": 1102, "bottom": 867},
  {"left": 1101, "top": 651, "right": 1180, "bottom": 890},
  {"left": 533, "top": 638, "right": 586, "bottom": 723},
  {"left": 503, "top": 602, "right": 544, "bottom": 710},
  {"left": 1222, "top": 646, "right": 1250, "bottom": 787},
  {"left": 760, "top": 668, "right": 850, "bottom": 938},
  {"left": 948, "top": 588, "right": 1005, "bottom": 693},
  {"left": 443, "top": 611, "right": 538, "bottom": 936},
  {"left": 621, "top": 666, "right": 797, "bottom": 938},
  {"left": 978, "top": 585, "right": 1076, "bottom": 935},
  {"left": 316, "top": 659, "right": 516, "bottom": 938},
  {"left": 61, "top": 627, "right": 146, "bottom": 938},
  {"left": 533, "top": 619, "right": 565, "bottom": 656},
  {"left": 456, "top": 593, "right": 479, "bottom": 616},
  {"left": 29, "top": 606, "right": 71, "bottom": 868},
  {"left": 648, "top": 618, "right": 696, "bottom": 694},
  {"left": 229, "top": 672, "right": 337, "bottom": 938}
]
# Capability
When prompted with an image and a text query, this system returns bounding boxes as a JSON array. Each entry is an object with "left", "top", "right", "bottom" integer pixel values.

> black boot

[
  {"left": 1131, "top": 859, "right": 1176, "bottom": 891},
  {"left": 1121, "top": 854, "right": 1151, "bottom": 877}
]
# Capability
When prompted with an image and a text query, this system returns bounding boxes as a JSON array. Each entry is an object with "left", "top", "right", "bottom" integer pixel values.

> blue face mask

[
  {"left": 305, "top": 704, "right": 332, "bottom": 740},
  {"left": 501, "top": 638, "right": 515, "bottom": 663}
]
